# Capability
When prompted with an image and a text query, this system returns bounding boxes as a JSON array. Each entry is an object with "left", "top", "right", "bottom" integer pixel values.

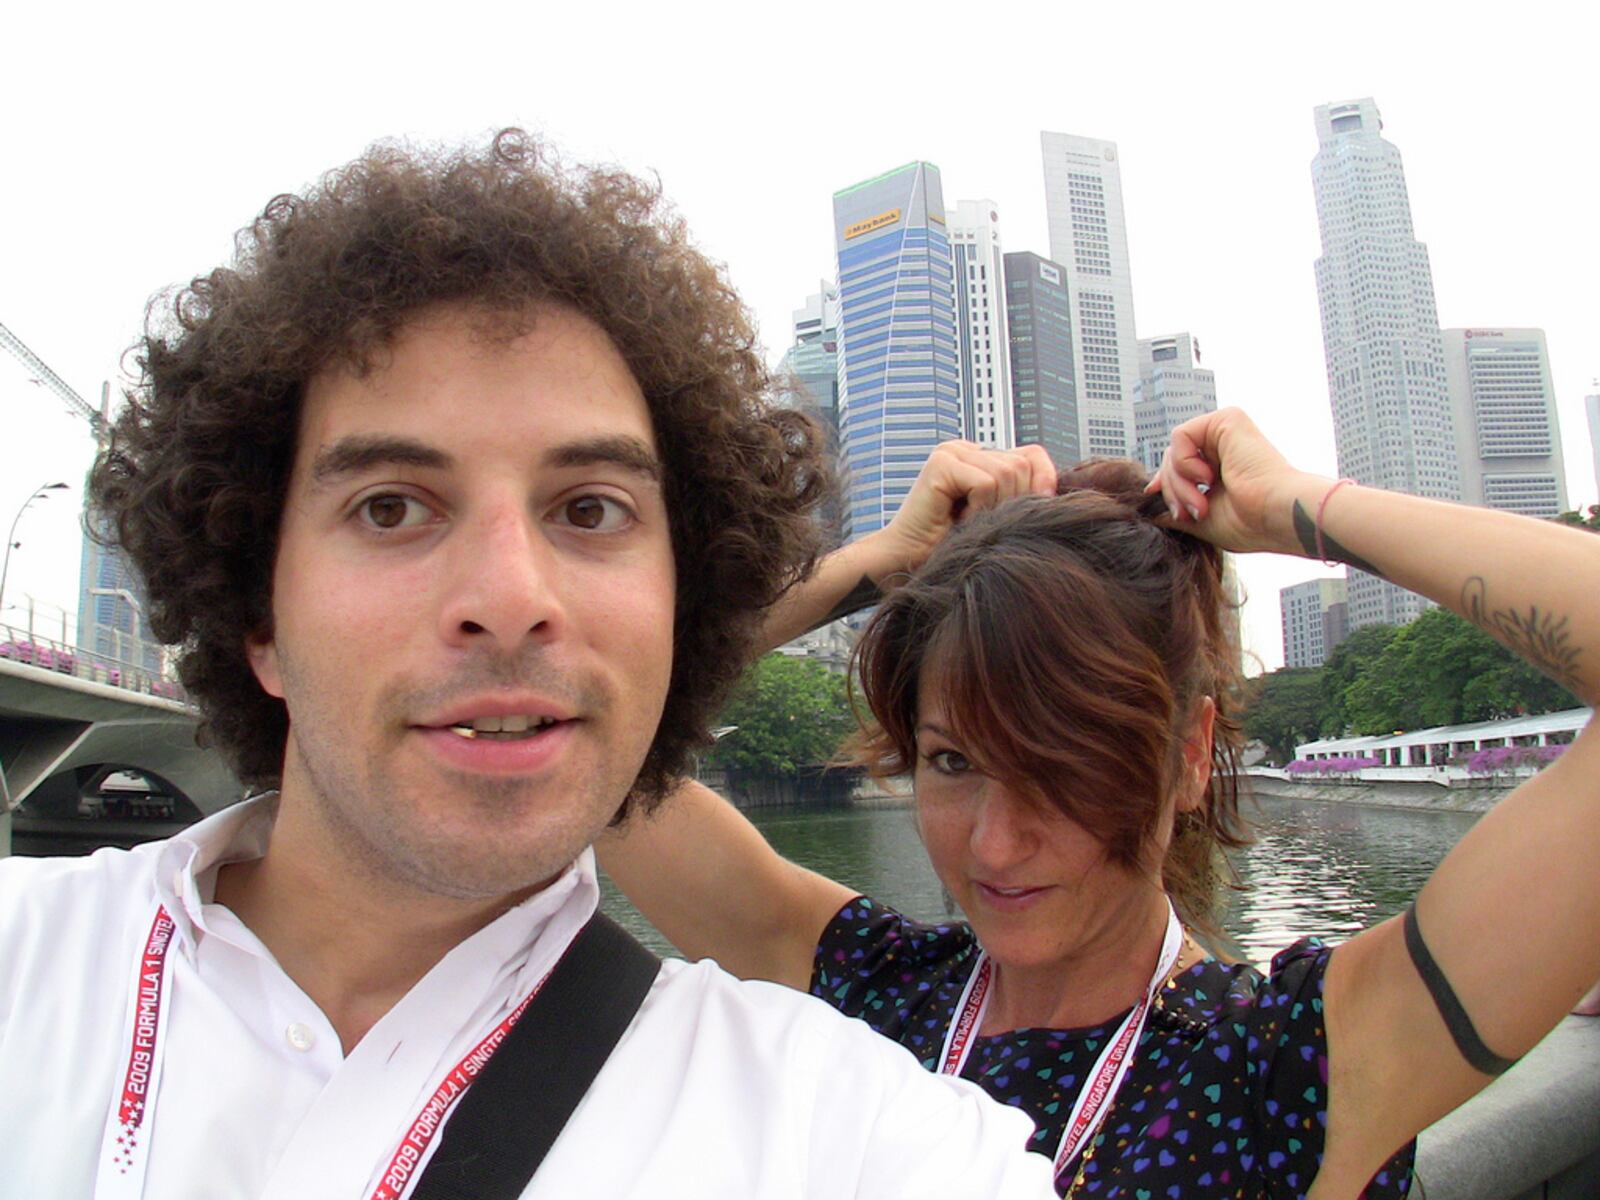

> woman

[{"left": 600, "top": 408, "right": 1600, "bottom": 1197}]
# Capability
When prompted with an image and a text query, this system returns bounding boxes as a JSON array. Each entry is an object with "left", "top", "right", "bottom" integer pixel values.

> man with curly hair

[{"left": 0, "top": 132, "right": 1056, "bottom": 1198}]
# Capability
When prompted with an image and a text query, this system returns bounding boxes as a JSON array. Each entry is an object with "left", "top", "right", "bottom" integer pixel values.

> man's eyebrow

[
  {"left": 309, "top": 436, "right": 454, "bottom": 488},
  {"left": 546, "top": 435, "right": 663, "bottom": 482}
]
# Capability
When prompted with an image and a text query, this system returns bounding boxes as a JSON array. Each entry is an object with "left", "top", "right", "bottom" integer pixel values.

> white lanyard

[
  {"left": 95, "top": 907, "right": 178, "bottom": 1200},
  {"left": 937, "top": 901, "right": 1183, "bottom": 1186},
  {"left": 95, "top": 902, "right": 551, "bottom": 1200}
]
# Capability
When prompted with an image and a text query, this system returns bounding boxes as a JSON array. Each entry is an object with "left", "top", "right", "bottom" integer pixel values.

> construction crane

[{"left": 0, "top": 319, "right": 107, "bottom": 438}]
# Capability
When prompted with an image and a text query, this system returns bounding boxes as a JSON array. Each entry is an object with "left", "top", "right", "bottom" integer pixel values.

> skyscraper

[
  {"left": 77, "top": 531, "right": 160, "bottom": 671},
  {"left": 1041, "top": 131, "right": 1139, "bottom": 458},
  {"left": 947, "top": 200, "right": 1013, "bottom": 448},
  {"left": 1133, "top": 333, "right": 1216, "bottom": 470},
  {"left": 1003, "top": 251, "right": 1078, "bottom": 467},
  {"left": 832, "top": 163, "right": 961, "bottom": 541},
  {"left": 777, "top": 287, "right": 840, "bottom": 444},
  {"left": 1311, "top": 98, "right": 1459, "bottom": 628},
  {"left": 1587, "top": 391, "right": 1600, "bottom": 505},
  {"left": 1441, "top": 328, "right": 1568, "bottom": 518},
  {"left": 1280, "top": 577, "right": 1350, "bottom": 669}
]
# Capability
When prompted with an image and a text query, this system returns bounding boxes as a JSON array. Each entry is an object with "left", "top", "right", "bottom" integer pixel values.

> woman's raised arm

[{"left": 1152, "top": 407, "right": 1600, "bottom": 1193}]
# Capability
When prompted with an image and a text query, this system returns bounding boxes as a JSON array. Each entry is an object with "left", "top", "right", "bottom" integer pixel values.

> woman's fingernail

[
  {"left": 1186, "top": 504, "right": 1201, "bottom": 522},
  {"left": 1169, "top": 502, "right": 1180, "bottom": 521}
]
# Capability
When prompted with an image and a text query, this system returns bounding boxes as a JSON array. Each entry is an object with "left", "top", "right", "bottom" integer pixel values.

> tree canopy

[
  {"left": 1554, "top": 503, "right": 1600, "bottom": 531},
  {"left": 1243, "top": 668, "right": 1325, "bottom": 763},
  {"left": 704, "top": 654, "right": 855, "bottom": 777},
  {"left": 1247, "top": 606, "right": 1580, "bottom": 754}
]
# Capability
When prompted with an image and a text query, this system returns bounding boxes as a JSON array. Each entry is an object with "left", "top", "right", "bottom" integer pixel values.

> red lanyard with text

[
  {"left": 937, "top": 901, "right": 1183, "bottom": 1187},
  {"left": 95, "top": 902, "right": 553, "bottom": 1200}
]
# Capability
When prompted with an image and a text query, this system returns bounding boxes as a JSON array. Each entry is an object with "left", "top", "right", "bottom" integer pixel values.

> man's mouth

[{"left": 446, "top": 715, "right": 566, "bottom": 741}]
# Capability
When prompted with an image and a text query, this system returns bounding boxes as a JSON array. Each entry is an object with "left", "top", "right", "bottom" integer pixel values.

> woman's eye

[
  {"left": 359, "top": 494, "right": 432, "bottom": 530},
  {"left": 560, "top": 494, "right": 633, "bottom": 532},
  {"left": 927, "top": 749, "right": 971, "bottom": 776}
]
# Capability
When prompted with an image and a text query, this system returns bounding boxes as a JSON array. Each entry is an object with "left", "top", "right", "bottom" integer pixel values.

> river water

[{"left": 599, "top": 792, "right": 1484, "bottom": 968}]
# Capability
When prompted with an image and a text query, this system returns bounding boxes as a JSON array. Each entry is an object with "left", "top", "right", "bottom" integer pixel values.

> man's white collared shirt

[{"left": 0, "top": 798, "right": 1052, "bottom": 1198}]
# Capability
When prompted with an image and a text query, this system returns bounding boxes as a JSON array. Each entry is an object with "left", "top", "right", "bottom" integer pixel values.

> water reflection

[
  {"left": 599, "top": 793, "right": 1482, "bottom": 969},
  {"left": 1225, "top": 794, "right": 1479, "bottom": 965}
]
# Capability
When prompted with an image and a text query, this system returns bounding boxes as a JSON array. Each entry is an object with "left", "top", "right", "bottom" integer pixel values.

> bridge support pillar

[{"left": 0, "top": 808, "right": 10, "bottom": 858}]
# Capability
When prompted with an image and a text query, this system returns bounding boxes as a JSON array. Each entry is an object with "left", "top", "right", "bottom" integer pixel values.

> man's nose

[{"left": 436, "top": 502, "right": 567, "bottom": 650}]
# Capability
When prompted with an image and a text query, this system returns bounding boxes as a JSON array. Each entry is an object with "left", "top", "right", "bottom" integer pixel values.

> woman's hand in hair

[
  {"left": 875, "top": 440, "right": 1057, "bottom": 581},
  {"left": 757, "top": 441, "right": 1056, "bottom": 650},
  {"left": 1146, "top": 408, "right": 1324, "bottom": 557}
]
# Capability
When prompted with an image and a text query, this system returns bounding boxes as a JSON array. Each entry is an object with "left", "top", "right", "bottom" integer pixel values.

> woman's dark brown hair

[
  {"left": 849, "top": 459, "right": 1249, "bottom": 934},
  {"left": 88, "top": 130, "right": 830, "bottom": 813}
]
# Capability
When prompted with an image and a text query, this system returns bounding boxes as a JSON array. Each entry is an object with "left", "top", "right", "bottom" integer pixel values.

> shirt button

[{"left": 285, "top": 1022, "right": 317, "bottom": 1052}]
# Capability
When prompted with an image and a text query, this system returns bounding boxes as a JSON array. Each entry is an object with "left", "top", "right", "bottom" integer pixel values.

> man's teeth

[{"left": 447, "top": 715, "right": 560, "bottom": 739}]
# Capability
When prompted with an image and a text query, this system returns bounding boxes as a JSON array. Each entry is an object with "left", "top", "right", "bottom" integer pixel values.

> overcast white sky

[{"left": 4, "top": 0, "right": 1597, "bottom": 671}]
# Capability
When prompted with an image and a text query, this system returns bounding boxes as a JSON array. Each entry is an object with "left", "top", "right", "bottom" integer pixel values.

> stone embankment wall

[{"left": 1246, "top": 771, "right": 1516, "bottom": 814}]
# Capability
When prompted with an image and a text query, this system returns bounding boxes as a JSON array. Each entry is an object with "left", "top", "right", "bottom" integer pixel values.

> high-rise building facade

[
  {"left": 1133, "top": 333, "right": 1217, "bottom": 470},
  {"left": 1441, "top": 328, "right": 1568, "bottom": 518},
  {"left": 1587, "top": 392, "right": 1600, "bottom": 505},
  {"left": 777, "top": 287, "right": 841, "bottom": 443},
  {"left": 1311, "top": 98, "right": 1460, "bottom": 628},
  {"left": 947, "top": 201, "right": 1013, "bottom": 448},
  {"left": 833, "top": 163, "right": 961, "bottom": 541},
  {"left": 1003, "top": 251, "right": 1079, "bottom": 467},
  {"left": 77, "top": 534, "right": 161, "bottom": 671},
  {"left": 1041, "top": 131, "right": 1139, "bottom": 458},
  {"left": 1280, "top": 577, "right": 1350, "bottom": 669}
]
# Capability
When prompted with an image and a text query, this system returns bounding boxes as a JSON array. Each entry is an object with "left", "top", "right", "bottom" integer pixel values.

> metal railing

[{"left": 0, "top": 621, "right": 186, "bottom": 703}]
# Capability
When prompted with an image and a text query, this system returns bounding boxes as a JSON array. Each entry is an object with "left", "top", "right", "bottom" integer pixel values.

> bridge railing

[{"left": 0, "top": 621, "right": 186, "bottom": 703}]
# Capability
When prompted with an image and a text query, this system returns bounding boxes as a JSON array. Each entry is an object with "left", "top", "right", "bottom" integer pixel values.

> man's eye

[
  {"left": 359, "top": 494, "right": 432, "bottom": 530},
  {"left": 560, "top": 495, "right": 632, "bottom": 532}
]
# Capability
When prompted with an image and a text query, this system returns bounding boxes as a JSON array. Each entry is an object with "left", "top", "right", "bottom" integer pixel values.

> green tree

[
  {"left": 1242, "top": 667, "right": 1326, "bottom": 763},
  {"left": 1554, "top": 504, "right": 1600, "bottom": 531},
  {"left": 1326, "top": 608, "right": 1579, "bottom": 737},
  {"left": 1319, "top": 624, "right": 1398, "bottom": 735},
  {"left": 705, "top": 654, "right": 855, "bottom": 777}
]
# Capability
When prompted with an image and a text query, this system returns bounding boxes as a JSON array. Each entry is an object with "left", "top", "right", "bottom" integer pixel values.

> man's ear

[
  {"left": 1174, "top": 696, "right": 1217, "bottom": 815},
  {"left": 246, "top": 631, "right": 285, "bottom": 700}
]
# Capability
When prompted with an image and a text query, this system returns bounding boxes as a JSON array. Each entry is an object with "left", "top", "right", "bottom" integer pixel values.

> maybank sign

[{"left": 844, "top": 208, "right": 902, "bottom": 240}]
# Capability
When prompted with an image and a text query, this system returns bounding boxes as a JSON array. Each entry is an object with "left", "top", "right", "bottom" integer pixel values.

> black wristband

[{"left": 1402, "top": 904, "right": 1518, "bottom": 1076}]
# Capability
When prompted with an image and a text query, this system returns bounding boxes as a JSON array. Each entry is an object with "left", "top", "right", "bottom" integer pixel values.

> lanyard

[
  {"left": 95, "top": 902, "right": 551, "bottom": 1200},
  {"left": 95, "top": 907, "right": 178, "bottom": 1200},
  {"left": 937, "top": 901, "right": 1183, "bottom": 1187}
]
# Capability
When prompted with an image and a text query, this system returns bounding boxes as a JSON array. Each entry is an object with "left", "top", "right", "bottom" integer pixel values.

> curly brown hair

[
  {"left": 848, "top": 460, "right": 1250, "bottom": 936},
  {"left": 88, "top": 130, "right": 830, "bottom": 812}
]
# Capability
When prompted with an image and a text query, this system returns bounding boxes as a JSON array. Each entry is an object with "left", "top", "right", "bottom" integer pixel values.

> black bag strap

[{"left": 411, "top": 912, "right": 662, "bottom": 1200}]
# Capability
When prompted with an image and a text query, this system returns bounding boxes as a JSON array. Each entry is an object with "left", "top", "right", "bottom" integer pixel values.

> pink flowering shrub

[
  {"left": 1465, "top": 744, "right": 1566, "bottom": 775},
  {"left": 1286, "top": 755, "right": 1383, "bottom": 776}
]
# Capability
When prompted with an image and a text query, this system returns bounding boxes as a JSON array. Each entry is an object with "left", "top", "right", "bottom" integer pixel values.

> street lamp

[{"left": 0, "top": 482, "right": 69, "bottom": 626}]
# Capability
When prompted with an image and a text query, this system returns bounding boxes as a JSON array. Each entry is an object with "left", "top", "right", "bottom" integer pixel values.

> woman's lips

[{"left": 974, "top": 882, "right": 1053, "bottom": 913}]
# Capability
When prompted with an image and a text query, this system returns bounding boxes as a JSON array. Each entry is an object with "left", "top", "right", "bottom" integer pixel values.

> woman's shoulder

[
  {"left": 810, "top": 895, "right": 978, "bottom": 1040},
  {"left": 816, "top": 895, "right": 978, "bottom": 971},
  {"left": 1153, "top": 936, "right": 1334, "bottom": 1031}
]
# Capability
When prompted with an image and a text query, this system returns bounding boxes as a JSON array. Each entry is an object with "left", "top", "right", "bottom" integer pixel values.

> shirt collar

[
  {"left": 150, "top": 794, "right": 600, "bottom": 975},
  {"left": 152, "top": 794, "right": 278, "bottom": 954}
]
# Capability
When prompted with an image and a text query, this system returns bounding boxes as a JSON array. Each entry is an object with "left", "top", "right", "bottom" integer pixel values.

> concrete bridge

[{"left": 0, "top": 626, "right": 241, "bottom": 856}]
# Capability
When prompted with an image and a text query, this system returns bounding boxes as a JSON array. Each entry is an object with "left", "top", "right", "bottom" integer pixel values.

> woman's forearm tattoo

[
  {"left": 1291, "top": 500, "right": 1384, "bottom": 578},
  {"left": 1461, "top": 576, "right": 1581, "bottom": 691}
]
